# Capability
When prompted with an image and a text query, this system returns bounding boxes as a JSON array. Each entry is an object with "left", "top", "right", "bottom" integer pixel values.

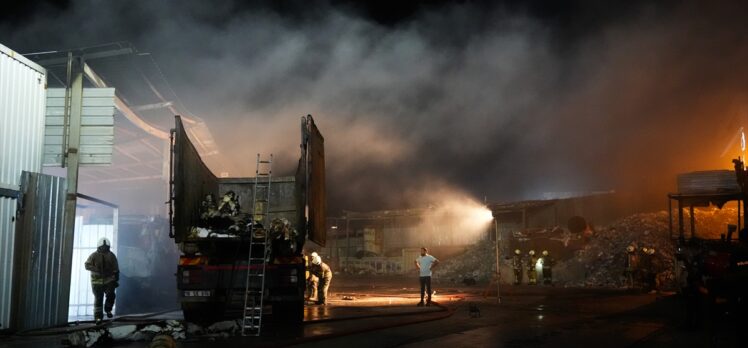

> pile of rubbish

[
  {"left": 437, "top": 208, "right": 738, "bottom": 289},
  {"left": 64, "top": 319, "right": 244, "bottom": 347},
  {"left": 438, "top": 241, "right": 497, "bottom": 284},
  {"left": 554, "top": 208, "right": 737, "bottom": 289}
]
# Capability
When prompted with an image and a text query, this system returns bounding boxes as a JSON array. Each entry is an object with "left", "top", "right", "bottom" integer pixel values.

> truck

[
  {"left": 168, "top": 115, "right": 326, "bottom": 323},
  {"left": 668, "top": 159, "right": 748, "bottom": 320}
]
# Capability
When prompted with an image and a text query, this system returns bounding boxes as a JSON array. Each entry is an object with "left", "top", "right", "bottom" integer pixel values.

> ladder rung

[
  {"left": 249, "top": 258, "right": 265, "bottom": 261},
  {"left": 259, "top": 160, "right": 271, "bottom": 164},
  {"left": 248, "top": 274, "right": 264, "bottom": 277},
  {"left": 257, "top": 172, "right": 271, "bottom": 176},
  {"left": 245, "top": 306, "right": 262, "bottom": 311}
]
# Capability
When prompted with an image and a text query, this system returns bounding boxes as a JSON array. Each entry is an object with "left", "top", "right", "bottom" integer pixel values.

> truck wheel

[{"left": 182, "top": 303, "right": 221, "bottom": 324}]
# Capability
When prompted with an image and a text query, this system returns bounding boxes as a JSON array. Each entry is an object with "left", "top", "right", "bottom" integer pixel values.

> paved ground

[{"left": 1, "top": 276, "right": 745, "bottom": 347}]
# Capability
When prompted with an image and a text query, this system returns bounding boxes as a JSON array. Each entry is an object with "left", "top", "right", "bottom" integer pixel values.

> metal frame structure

[{"left": 667, "top": 192, "right": 743, "bottom": 240}]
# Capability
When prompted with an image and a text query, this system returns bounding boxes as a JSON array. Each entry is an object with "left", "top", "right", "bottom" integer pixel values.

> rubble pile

[
  {"left": 555, "top": 208, "right": 737, "bottom": 289},
  {"left": 66, "top": 320, "right": 186, "bottom": 347},
  {"left": 438, "top": 241, "right": 497, "bottom": 284},
  {"left": 64, "top": 318, "right": 247, "bottom": 347}
]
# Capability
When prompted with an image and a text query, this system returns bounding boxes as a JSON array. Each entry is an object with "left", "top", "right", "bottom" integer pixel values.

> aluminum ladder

[{"left": 242, "top": 154, "right": 273, "bottom": 336}]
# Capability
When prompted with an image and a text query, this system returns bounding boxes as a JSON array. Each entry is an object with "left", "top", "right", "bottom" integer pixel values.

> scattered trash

[
  {"left": 64, "top": 320, "right": 190, "bottom": 347},
  {"left": 439, "top": 208, "right": 736, "bottom": 290}
]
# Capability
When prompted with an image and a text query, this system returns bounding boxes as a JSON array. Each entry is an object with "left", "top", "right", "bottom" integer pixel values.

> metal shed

[{"left": 0, "top": 42, "right": 47, "bottom": 331}]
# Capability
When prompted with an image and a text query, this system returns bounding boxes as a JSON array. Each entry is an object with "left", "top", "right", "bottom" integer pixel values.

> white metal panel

[
  {"left": 0, "top": 197, "right": 15, "bottom": 330},
  {"left": 0, "top": 42, "right": 46, "bottom": 330},
  {"left": 43, "top": 88, "right": 115, "bottom": 166}
]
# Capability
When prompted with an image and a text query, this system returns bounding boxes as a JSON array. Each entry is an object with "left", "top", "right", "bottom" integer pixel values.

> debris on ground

[
  {"left": 63, "top": 319, "right": 209, "bottom": 347},
  {"left": 438, "top": 208, "right": 737, "bottom": 290},
  {"left": 555, "top": 208, "right": 735, "bottom": 289},
  {"left": 439, "top": 241, "right": 497, "bottom": 284}
]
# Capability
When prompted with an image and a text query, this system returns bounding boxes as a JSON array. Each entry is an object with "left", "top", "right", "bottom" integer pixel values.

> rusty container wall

[
  {"left": 0, "top": 43, "right": 47, "bottom": 331},
  {"left": 306, "top": 116, "right": 326, "bottom": 246},
  {"left": 172, "top": 116, "right": 219, "bottom": 243}
]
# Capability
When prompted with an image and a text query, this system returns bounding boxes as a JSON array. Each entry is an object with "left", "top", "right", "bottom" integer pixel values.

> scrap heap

[
  {"left": 555, "top": 208, "right": 735, "bottom": 289},
  {"left": 438, "top": 241, "right": 497, "bottom": 284},
  {"left": 438, "top": 208, "right": 737, "bottom": 289}
]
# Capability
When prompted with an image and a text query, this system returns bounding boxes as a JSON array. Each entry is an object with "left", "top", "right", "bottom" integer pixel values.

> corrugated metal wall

[
  {"left": 0, "top": 43, "right": 47, "bottom": 331},
  {"left": 12, "top": 172, "right": 66, "bottom": 331}
]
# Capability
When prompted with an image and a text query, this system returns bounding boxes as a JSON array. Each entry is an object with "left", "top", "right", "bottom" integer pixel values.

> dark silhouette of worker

[{"left": 85, "top": 237, "right": 119, "bottom": 324}]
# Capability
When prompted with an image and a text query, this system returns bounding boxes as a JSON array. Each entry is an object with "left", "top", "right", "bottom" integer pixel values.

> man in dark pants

[
  {"left": 415, "top": 247, "right": 439, "bottom": 306},
  {"left": 85, "top": 237, "right": 119, "bottom": 324}
]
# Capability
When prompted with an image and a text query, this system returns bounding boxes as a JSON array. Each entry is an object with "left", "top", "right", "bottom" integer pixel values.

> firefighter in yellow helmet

[
  {"left": 624, "top": 244, "right": 639, "bottom": 288},
  {"left": 512, "top": 249, "right": 523, "bottom": 285},
  {"left": 526, "top": 250, "right": 538, "bottom": 285},
  {"left": 541, "top": 250, "right": 554, "bottom": 285},
  {"left": 84, "top": 237, "right": 119, "bottom": 324}
]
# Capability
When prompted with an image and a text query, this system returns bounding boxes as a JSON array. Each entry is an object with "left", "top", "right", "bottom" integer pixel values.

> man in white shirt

[{"left": 415, "top": 247, "right": 439, "bottom": 306}]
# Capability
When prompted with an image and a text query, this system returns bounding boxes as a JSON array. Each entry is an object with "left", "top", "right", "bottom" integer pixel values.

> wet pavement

[{"left": 1, "top": 276, "right": 745, "bottom": 347}]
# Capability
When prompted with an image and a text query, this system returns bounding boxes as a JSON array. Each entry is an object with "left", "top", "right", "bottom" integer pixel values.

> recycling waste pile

[
  {"left": 440, "top": 208, "right": 737, "bottom": 289},
  {"left": 64, "top": 319, "right": 249, "bottom": 347}
]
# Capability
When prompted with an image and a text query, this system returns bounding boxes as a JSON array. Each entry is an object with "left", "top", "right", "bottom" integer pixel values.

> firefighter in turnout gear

[
  {"left": 639, "top": 247, "right": 657, "bottom": 292},
  {"left": 512, "top": 249, "right": 523, "bottom": 285},
  {"left": 541, "top": 250, "right": 555, "bottom": 285},
  {"left": 526, "top": 250, "right": 538, "bottom": 285},
  {"left": 84, "top": 237, "right": 119, "bottom": 324},
  {"left": 309, "top": 253, "right": 333, "bottom": 305},
  {"left": 624, "top": 244, "right": 639, "bottom": 288}
]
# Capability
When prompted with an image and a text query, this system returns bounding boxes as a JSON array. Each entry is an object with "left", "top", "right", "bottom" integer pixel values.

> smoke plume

[{"left": 2, "top": 0, "right": 748, "bottom": 214}]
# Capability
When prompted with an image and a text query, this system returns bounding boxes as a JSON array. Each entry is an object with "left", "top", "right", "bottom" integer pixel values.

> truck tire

[{"left": 182, "top": 303, "right": 222, "bottom": 324}]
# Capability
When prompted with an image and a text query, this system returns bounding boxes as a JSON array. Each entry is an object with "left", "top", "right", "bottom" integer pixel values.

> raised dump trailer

[{"left": 169, "top": 115, "right": 325, "bottom": 324}]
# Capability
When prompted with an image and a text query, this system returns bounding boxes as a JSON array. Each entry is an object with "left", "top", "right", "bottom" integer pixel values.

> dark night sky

[{"left": 2, "top": 0, "right": 747, "bottom": 214}]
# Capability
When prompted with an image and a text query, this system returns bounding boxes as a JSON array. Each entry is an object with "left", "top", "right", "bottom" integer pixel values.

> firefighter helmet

[
  {"left": 647, "top": 248, "right": 655, "bottom": 255},
  {"left": 542, "top": 250, "right": 548, "bottom": 256},
  {"left": 514, "top": 249, "right": 521, "bottom": 255},
  {"left": 97, "top": 237, "right": 111, "bottom": 248},
  {"left": 528, "top": 250, "right": 535, "bottom": 256},
  {"left": 311, "top": 252, "right": 322, "bottom": 265},
  {"left": 626, "top": 245, "right": 635, "bottom": 253}
]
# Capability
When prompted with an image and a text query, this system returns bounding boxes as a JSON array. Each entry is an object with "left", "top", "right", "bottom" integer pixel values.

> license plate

[{"left": 184, "top": 290, "right": 211, "bottom": 297}]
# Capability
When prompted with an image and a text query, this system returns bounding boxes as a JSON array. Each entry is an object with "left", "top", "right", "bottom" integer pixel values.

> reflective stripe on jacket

[{"left": 85, "top": 250, "right": 119, "bottom": 285}]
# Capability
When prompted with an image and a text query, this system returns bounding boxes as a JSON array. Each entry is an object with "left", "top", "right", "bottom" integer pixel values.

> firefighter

[
  {"left": 84, "top": 237, "right": 119, "bottom": 324},
  {"left": 310, "top": 253, "right": 333, "bottom": 305},
  {"left": 541, "top": 250, "right": 554, "bottom": 285},
  {"left": 624, "top": 244, "right": 638, "bottom": 288},
  {"left": 639, "top": 247, "right": 657, "bottom": 292},
  {"left": 526, "top": 250, "right": 538, "bottom": 285},
  {"left": 306, "top": 252, "right": 320, "bottom": 302},
  {"left": 512, "top": 249, "right": 523, "bottom": 285}
]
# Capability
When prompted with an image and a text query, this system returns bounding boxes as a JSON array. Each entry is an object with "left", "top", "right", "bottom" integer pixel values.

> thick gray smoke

[{"left": 3, "top": 1, "right": 748, "bottom": 213}]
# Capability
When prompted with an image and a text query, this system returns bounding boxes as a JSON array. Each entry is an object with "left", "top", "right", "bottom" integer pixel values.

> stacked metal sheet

[{"left": 677, "top": 170, "right": 739, "bottom": 194}]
